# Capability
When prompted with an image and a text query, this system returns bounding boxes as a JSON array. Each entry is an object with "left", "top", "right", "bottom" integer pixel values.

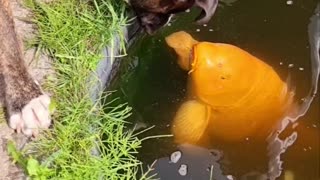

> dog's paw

[{"left": 8, "top": 94, "right": 51, "bottom": 137}]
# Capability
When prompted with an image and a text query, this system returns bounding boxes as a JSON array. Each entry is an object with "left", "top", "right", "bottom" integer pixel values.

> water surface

[{"left": 106, "top": 0, "right": 319, "bottom": 179}]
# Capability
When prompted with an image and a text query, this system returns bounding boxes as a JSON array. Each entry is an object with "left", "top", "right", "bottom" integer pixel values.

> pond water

[{"left": 105, "top": 0, "right": 319, "bottom": 179}]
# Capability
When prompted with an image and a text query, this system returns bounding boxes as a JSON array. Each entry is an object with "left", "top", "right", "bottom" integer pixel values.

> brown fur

[
  {"left": 129, "top": 0, "right": 219, "bottom": 34},
  {"left": 0, "top": 0, "right": 42, "bottom": 121}
]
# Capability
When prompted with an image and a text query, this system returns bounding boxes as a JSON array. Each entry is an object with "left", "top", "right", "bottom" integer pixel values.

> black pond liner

[{"left": 106, "top": 0, "right": 320, "bottom": 180}]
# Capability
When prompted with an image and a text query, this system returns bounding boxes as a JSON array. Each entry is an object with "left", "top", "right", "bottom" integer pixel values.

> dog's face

[
  {"left": 130, "top": 0, "right": 219, "bottom": 34},
  {"left": 130, "top": 0, "right": 194, "bottom": 13},
  {"left": 139, "top": 12, "right": 173, "bottom": 34}
]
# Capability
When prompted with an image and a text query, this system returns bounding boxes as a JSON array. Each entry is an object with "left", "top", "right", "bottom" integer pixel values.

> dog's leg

[{"left": 0, "top": 0, "right": 51, "bottom": 137}]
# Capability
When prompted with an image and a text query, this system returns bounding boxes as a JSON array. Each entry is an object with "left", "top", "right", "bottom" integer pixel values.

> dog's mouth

[{"left": 140, "top": 13, "right": 173, "bottom": 34}]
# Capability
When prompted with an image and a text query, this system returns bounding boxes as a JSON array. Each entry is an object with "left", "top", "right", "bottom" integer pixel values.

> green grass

[{"left": 11, "top": 0, "right": 152, "bottom": 179}]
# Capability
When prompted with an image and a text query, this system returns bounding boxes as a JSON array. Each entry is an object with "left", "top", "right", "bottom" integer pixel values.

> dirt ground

[{"left": 0, "top": 0, "right": 53, "bottom": 179}]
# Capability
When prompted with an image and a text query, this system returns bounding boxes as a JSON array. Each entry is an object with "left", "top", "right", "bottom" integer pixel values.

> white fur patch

[{"left": 8, "top": 94, "right": 51, "bottom": 137}]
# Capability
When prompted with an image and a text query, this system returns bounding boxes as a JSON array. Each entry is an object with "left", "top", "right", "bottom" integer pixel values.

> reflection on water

[
  {"left": 267, "top": 3, "right": 320, "bottom": 180},
  {"left": 106, "top": 0, "right": 319, "bottom": 179},
  {"left": 152, "top": 144, "right": 229, "bottom": 179}
]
